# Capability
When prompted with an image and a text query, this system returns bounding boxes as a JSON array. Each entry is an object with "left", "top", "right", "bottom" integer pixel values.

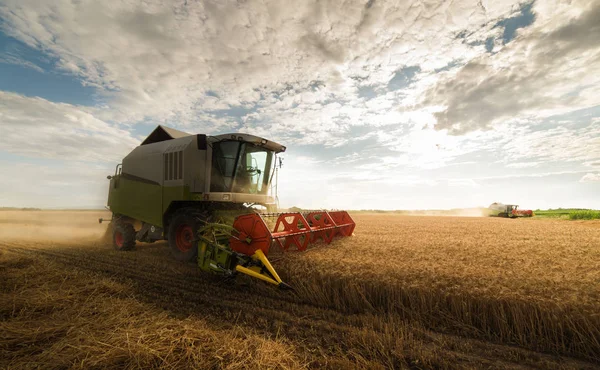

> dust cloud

[
  {"left": 447, "top": 208, "right": 489, "bottom": 217},
  {"left": 0, "top": 210, "right": 111, "bottom": 243},
  {"left": 376, "top": 208, "right": 489, "bottom": 217}
]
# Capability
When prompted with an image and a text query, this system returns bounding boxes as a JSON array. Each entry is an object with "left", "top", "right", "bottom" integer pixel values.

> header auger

[{"left": 101, "top": 125, "right": 355, "bottom": 290}]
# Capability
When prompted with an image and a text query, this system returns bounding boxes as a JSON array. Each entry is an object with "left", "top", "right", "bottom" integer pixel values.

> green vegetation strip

[
  {"left": 533, "top": 209, "right": 600, "bottom": 220},
  {"left": 569, "top": 210, "right": 600, "bottom": 220}
]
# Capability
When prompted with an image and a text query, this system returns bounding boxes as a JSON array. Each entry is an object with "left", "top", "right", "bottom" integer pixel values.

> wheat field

[{"left": 1, "top": 211, "right": 599, "bottom": 369}]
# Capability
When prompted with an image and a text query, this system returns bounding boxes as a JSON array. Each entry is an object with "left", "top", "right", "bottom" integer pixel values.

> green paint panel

[
  {"left": 162, "top": 185, "right": 192, "bottom": 212},
  {"left": 108, "top": 176, "right": 251, "bottom": 229},
  {"left": 107, "top": 176, "right": 163, "bottom": 226}
]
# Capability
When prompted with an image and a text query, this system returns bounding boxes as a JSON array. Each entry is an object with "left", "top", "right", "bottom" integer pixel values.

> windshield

[{"left": 210, "top": 141, "right": 274, "bottom": 194}]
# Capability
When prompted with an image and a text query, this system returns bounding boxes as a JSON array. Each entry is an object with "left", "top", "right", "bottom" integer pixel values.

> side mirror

[{"left": 107, "top": 175, "right": 112, "bottom": 180}]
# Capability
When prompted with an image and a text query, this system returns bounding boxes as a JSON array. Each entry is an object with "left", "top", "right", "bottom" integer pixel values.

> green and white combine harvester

[{"left": 100, "top": 125, "right": 355, "bottom": 289}]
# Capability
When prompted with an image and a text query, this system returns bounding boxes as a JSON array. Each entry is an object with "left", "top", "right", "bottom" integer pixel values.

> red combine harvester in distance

[{"left": 489, "top": 203, "right": 534, "bottom": 218}]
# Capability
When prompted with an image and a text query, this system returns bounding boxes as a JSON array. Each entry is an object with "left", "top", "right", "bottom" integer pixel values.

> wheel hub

[
  {"left": 114, "top": 231, "right": 124, "bottom": 247},
  {"left": 176, "top": 225, "right": 194, "bottom": 252}
]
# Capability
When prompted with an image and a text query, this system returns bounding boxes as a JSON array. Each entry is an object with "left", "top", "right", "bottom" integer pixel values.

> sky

[{"left": 0, "top": 0, "right": 599, "bottom": 210}]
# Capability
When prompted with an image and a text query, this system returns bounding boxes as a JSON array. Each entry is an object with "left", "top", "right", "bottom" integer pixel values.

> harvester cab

[{"left": 102, "top": 125, "right": 355, "bottom": 289}]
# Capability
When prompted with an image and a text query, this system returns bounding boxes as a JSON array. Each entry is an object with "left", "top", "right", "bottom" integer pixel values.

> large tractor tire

[
  {"left": 168, "top": 210, "right": 208, "bottom": 262},
  {"left": 112, "top": 222, "right": 136, "bottom": 251}
]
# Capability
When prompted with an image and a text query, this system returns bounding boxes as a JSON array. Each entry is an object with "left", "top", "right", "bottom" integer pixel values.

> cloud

[
  {"left": 0, "top": 0, "right": 524, "bottom": 142},
  {"left": 0, "top": 54, "right": 44, "bottom": 73},
  {"left": 505, "top": 161, "right": 540, "bottom": 168},
  {"left": 0, "top": 91, "right": 138, "bottom": 162},
  {"left": 424, "top": 0, "right": 600, "bottom": 134},
  {"left": 474, "top": 170, "right": 592, "bottom": 181},
  {"left": 447, "top": 178, "right": 480, "bottom": 187},
  {"left": 497, "top": 120, "right": 600, "bottom": 164},
  {"left": 580, "top": 173, "right": 600, "bottom": 182}
]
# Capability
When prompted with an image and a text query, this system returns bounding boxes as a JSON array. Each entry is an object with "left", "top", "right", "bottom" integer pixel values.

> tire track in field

[
  {"left": 2, "top": 241, "right": 596, "bottom": 369},
  {"left": 2, "top": 241, "right": 416, "bottom": 367},
  {"left": 0, "top": 241, "right": 333, "bottom": 322}
]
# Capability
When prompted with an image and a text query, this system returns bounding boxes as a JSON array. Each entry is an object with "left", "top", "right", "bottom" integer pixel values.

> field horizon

[{"left": 2, "top": 205, "right": 599, "bottom": 213}]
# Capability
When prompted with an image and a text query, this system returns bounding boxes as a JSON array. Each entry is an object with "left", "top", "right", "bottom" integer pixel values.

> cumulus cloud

[
  {"left": 0, "top": 0, "right": 523, "bottom": 140},
  {"left": 580, "top": 173, "right": 600, "bottom": 182},
  {"left": 0, "top": 91, "right": 138, "bottom": 162},
  {"left": 2, "top": 0, "right": 596, "bottom": 148},
  {"left": 424, "top": 0, "right": 600, "bottom": 134}
]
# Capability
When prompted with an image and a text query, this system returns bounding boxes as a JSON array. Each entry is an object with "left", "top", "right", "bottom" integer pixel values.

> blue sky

[{"left": 0, "top": 0, "right": 599, "bottom": 210}]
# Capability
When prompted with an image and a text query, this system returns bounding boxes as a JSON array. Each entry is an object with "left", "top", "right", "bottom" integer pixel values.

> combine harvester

[
  {"left": 488, "top": 202, "right": 533, "bottom": 218},
  {"left": 100, "top": 125, "right": 355, "bottom": 289}
]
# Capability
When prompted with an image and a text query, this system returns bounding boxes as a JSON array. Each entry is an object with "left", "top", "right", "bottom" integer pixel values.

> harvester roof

[
  {"left": 212, "top": 133, "right": 286, "bottom": 153},
  {"left": 139, "top": 125, "right": 286, "bottom": 153},
  {"left": 141, "top": 125, "right": 191, "bottom": 145}
]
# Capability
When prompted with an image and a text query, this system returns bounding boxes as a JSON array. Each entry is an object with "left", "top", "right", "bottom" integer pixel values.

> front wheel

[
  {"left": 112, "top": 222, "right": 136, "bottom": 251},
  {"left": 168, "top": 211, "right": 206, "bottom": 262}
]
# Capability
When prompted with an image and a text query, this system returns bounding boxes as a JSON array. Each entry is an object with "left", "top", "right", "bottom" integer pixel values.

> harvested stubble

[
  {"left": 2, "top": 211, "right": 600, "bottom": 369},
  {"left": 279, "top": 215, "right": 600, "bottom": 361},
  {"left": 0, "top": 242, "right": 459, "bottom": 369},
  {"left": 0, "top": 251, "right": 302, "bottom": 369}
]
